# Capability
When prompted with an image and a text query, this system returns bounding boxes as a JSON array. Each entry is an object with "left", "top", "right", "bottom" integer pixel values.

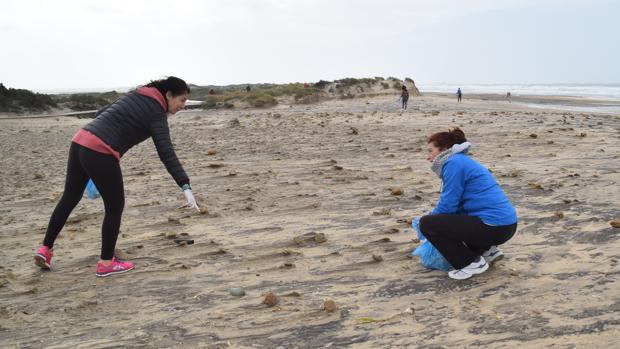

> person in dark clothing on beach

[
  {"left": 401, "top": 85, "right": 410, "bottom": 110},
  {"left": 419, "top": 128, "right": 518, "bottom": 280},
  {"left": 34, "top": 76, "right": 200, "bottom": 277},
  {"left": 456, "top": 88, "right": 462, "bottom": 103}
]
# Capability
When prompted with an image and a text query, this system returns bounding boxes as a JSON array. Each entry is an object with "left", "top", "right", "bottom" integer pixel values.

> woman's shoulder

[{"left": 445, "top": 153, "right": 483, "bottom": 171}]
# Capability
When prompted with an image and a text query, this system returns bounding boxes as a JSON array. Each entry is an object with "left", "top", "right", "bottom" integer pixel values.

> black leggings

[
  {"left": 419, "top": 214, "right": 517, "bottom": 269},
  {"left": 43, "top": 142, "right": 124, "bottom": 260}
]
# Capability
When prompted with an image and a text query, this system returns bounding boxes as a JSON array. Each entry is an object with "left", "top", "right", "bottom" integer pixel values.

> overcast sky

[{"left": 1, "top": 0, "right": 618, "bottom": 91}]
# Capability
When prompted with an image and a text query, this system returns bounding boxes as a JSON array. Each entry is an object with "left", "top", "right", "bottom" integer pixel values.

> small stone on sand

[
  {"left": 390, "top": 187, "right": 403, "bottom": 196},
  {"left": 610, "top": 219, "right": 620, "bottom": 228},
  {"left": 324, "top": 299, "right": 337, "bottom": 313},
  {"left": 263, "top": 292, "right": 279, "bottom": 307}
]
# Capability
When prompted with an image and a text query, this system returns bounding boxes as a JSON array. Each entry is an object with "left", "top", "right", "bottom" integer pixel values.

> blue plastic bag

[
  {"left": 411, "top": 216, "right": 453, "bottom": 271},
  {"left": 85, "top": 179, "right": 100, "bottom": 199}
]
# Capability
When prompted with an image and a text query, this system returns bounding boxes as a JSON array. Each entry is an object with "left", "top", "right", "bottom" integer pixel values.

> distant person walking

[
  {"left": 35, "top": 76, "right": 200, "bottom": 277},
  {"left": 506, "top": 92, "right": 512, "bottom": 103},
  {"left": 456, "top": 88, "right": 462, "bottom": 103},
  {"left": 246, "top": 84, "right": 251, "bottom": 92},
  {"left": 401, "top": 85, "right": 410, "bottom": 110}
]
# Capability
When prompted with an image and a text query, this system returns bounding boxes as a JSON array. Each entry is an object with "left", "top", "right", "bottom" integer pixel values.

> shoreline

[{"left": 423, "top": 92, "right": 620, "bottom": 115}]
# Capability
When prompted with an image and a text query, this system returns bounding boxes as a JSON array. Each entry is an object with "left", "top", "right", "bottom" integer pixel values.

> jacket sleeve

[
  {"left": 149, "top": 113, "right": 189, "bottom": 187},
  {"left": 430, "top": 160, "right": 465, "bottom": 215}
]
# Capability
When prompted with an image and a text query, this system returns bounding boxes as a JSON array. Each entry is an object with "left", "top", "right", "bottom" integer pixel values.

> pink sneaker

[
  {"left": 34, "top": 245, "right": 53, "bottom": 269},
  {"left": 96, "top": 257, "right": 135, "bottom": 277}
]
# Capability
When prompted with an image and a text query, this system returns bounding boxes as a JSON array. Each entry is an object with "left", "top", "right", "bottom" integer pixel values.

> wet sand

[{"left": 1, "top": 94, "right": 619, "bottom": 348}]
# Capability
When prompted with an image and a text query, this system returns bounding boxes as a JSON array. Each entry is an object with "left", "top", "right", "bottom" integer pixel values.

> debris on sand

[
  {"left": 373, "top": 208, "right": 391, "bottom": 216},
  {"left": 229, "top": 287, "right": 246, "bottom": 297},
  {"left": 229, "top": 118, "right": 241, "bottom": 127},
  {"left": 293, "top": 232, "right": 327, "bottom": 245},
  {"left": 384, "top": 228, "right": 400, "bottom": 234},
  {"left": 324, "top": 299, "right": 337, "bottom": 313},
  {"left": 262, "top": 292, "right": 279, "bottom": 307},
  {"left": 174, "top": 239, "right": 194, "bottom": 245},
  {"left": 314, "top": 233, "right": 327, "bottom": 243},
  {"left": 528, "top": 182, "right": 544, "bottom": 190},
  {"left": 390, "top": 187, "right": 403, "bottom": 196},
  {"left": 611, "top": 219, "right": 620, "bottom": 228}
]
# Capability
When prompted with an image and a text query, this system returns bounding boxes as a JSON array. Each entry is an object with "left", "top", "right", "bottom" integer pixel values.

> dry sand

[{"left": 1, "top": 94, "right": 619, "bottom": 348}]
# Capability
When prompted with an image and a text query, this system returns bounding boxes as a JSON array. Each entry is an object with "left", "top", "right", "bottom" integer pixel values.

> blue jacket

[{"left": 430, "top": 153, "right": 517, "bottom": 226}]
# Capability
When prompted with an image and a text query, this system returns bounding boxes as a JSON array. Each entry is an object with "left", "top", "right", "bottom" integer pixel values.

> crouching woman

[{"left": 420, "top": 128, "right": 517, "bottom": 280}]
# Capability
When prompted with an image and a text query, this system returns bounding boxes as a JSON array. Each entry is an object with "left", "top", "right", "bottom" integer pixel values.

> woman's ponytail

[
  {"left": 145, "top": 76, "right": 190, "bottom": 97},
  {"left": 428, "top": 127, "right": 468, "bottom": 150}
]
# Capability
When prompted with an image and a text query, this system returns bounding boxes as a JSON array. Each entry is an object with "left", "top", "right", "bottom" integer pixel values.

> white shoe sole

[
  {"left": 484, "top": 252, "right": 504, "bottom": 264},
  {"left": 34, "top": 254, "right": 51, "bottom": 270},
  {"left": 96, "top": 266, "right": 135, "bottom": 277},
  {"left": 449, "top": 261, "right": 489, "bottom": 280}
]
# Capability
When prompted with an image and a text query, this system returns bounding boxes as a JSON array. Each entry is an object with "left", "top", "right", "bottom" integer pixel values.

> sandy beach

[{"left": 1, "top": 93, "right": 619, "bottom": 348}]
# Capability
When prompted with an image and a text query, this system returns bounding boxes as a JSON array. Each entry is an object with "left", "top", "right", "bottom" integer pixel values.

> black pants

[
  {"left": 43, "top": 142, "right": 124, "bottom": 260},
  {"left": 419, "top": 214, "right": 517, "bottom": 269},
  {"left": 402, "top": 97, "right": 408, "bottom": 110}
]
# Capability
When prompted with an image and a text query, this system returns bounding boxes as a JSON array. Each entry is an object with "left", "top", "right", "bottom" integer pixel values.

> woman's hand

[{"left": 181, "top": 184, "right": 200, "bottom": 212}]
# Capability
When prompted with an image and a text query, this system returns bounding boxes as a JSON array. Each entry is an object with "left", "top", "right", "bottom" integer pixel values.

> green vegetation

[
  {"left": 199, "top": 83, "right": 326, "bottom": 109},
  {"left": 53, "top": 91, "right": 121, "bottom": 111},
  {"left": 0, "top": 83, "right": 57, "bottom": 112},
  {"left": 191, "top": 76, "right": 408, "bottom": 109},
  {"left": 334, "top": 78, "right": 376, "bottom": 87},
  {"left": 313, "top": 80, "right": 330, "bottom": 89},
  {"left": 244, "top": 92, "right": 277, "bottom": 107}
]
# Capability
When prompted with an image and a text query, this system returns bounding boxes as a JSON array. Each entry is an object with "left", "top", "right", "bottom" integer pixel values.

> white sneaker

[
  {"left": 448, "top": 257, "right": 489, "bottom": 280},
  {"left": 482, "top": 246, "right": 503, "bottom": 264}
]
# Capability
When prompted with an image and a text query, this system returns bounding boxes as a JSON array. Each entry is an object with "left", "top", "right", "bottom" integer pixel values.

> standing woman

[
  {"left": 401, "top": 85, "right": 409, "bottom": 110},
  {"left": 35, "top": 76, "right": 200, "bottom": 277},
  {"left": 420, "top": 128, "right": 517, "bottom": 280}
]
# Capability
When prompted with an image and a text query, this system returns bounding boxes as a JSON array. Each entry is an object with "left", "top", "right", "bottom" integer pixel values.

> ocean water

[
  {"left": 418, "top": 84, "right": 620, "bottom": 100},
  {"left": 418, "top": 84, "right": 620, "bottom": 114}
]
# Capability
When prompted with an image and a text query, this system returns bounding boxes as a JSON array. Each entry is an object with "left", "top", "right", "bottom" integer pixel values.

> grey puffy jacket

[{"left": 83, "top": 91, "right": 189, "bottom": 187}]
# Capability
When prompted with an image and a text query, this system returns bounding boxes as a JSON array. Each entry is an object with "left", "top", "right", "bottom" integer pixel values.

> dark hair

[
  {"left": 145, "top": 76, "right": 190, "bottom": 97},
  {"left": 427, "top": 127, "right": 467, "bottom": 150},
  {"left": 402, "top": 85, "right": 408, "bottom": 90}
]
